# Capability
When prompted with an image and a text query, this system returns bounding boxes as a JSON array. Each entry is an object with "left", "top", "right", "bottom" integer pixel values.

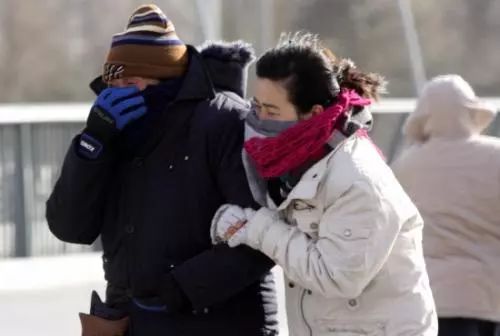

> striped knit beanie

[{"left": 103, "top": 4, "right": 188, "bottom": 83}]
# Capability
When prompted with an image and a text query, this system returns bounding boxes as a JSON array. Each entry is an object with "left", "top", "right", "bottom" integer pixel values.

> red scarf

[{"left": 244, "top": 89, "right": 372, "bottom": 178}]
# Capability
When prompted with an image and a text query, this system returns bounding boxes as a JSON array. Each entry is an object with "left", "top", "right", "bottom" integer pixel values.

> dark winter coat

[{"left": 46, "top": 42, "right": 278, "bottom": 336}]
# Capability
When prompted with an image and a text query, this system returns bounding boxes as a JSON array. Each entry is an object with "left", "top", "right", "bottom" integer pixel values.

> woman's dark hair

[{"left": 256, "top": 32, "right": 386, "bottom": 115}]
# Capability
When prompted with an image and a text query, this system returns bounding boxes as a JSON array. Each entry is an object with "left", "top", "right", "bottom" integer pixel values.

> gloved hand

[
  {"left": 79, "top": 290, "right": 129, "bottom": 336},
  {"left": 132, "top": 273, "right": 189, "bottom": 314},
  {"left": 89, "top": 290, "right": 127, "bottom": 320},
  {"left": 211, "top": 204, "right": 256, "bottom": 247},
  {"left": 78, "top": 86, "right": 147, "bottom": 159}
]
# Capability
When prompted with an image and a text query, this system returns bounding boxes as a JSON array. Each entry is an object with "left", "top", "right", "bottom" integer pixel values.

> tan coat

[
  {"left": 392, "top": 75, "right": 500, "bottom": 322},
  {"left": 243, "top": 135, "right": 437, "bottom": 336}
]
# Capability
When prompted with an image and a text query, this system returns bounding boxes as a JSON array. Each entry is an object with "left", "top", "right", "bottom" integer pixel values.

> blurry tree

[
  {"left": 0, "top": 0, "right": 498, "bottom": 102},
  {"left": 292, "top": 0, "right": 500, "bottom": 97},
  {"left": 0, "top": 0, "right": 200, "bottom": 103},
  {"left": 415, "top": 0, "right": 500, "bottom": 95}
]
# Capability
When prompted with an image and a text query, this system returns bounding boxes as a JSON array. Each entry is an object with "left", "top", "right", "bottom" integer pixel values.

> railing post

[{"left": 14, "top": 123, "right": 34, "bottom": 257}]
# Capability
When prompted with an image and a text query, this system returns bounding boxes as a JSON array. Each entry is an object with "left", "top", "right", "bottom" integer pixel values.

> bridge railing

[{"left": 1, "top": 99, "right": 499, "bottom": 258}]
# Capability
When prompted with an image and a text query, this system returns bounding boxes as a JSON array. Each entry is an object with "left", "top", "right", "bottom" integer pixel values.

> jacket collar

[
  {"left": 275, "top": 137, "right": 352, "bottom": 210},
  {"left": 173, "top": 46, "right": 216, "bottom": 102}
]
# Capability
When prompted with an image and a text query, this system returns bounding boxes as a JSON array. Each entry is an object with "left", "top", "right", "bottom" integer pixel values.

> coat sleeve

[
  {"left": 45, "top": 136, "right": 115, "bottom": 244},
  {"left": 207, "top": 104, "right": 259, "bottom": 208},
  {"left": 244, "top": 178, "right": 416, "bottom": 299},
  {"left": 168, "top": 106, "right": 275, "bottom": 310}
]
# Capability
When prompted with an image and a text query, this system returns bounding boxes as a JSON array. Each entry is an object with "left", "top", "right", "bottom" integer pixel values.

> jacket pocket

[
  {"left": 289, "top": 200, "right": 322, "bottom": 237},
  {"left": 316, "top": 319, "right": 385, "bottom": 336},
  {"left": 332, "top": 226, "right": 372, "bottom": 242}
]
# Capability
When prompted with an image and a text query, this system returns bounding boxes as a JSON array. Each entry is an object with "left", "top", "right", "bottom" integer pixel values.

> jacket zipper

[{"left": 300, "top": 289, "right": 313, "bottom": 336}]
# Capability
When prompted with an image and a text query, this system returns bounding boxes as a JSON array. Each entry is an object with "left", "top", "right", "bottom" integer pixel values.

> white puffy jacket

[{"left": 242, "top": 135, "right": 437, "bottom": 336}]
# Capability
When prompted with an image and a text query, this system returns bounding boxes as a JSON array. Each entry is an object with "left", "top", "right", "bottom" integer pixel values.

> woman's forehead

[{"left": 254, "top": 78, "right": 289, "bottom": 103}]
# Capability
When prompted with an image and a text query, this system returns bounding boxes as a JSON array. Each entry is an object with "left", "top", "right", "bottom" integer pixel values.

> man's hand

[
  {"left": 90, "top": 86, "right": 147, "bottom": 131},
  {"left": 78, "top": 87, "right": 147, "bottom": 159}
]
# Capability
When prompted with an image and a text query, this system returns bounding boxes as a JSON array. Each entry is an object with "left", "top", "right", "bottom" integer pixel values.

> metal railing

[
  {"left": 1, "top": 99, "right": 499, "bottom": 258},
  {"left": 0, "top": 104, "right": 91, "bottom": 257}
]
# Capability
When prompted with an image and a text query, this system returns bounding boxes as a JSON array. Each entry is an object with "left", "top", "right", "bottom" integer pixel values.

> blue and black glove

[{"left": 78, "top": 87, "right": 147, "bottom": 159}]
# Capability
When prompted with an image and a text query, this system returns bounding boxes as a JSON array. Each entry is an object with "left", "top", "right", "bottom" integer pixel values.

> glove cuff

[
  {"left": 210, "top": 204, "right": 232, "bottom": 244},
  {"left": 86, "top": 105, "right": 118, "bottom": 138},
  {"left": 78, "top": 106, "right": 120, "bottom": 160}
]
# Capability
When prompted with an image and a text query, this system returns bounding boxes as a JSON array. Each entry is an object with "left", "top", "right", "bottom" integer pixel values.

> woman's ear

[
  {"left": 310, "top": 104, "right": 324, "bottom": 116},
  {"left": 300, "top": 104, "right": 325, "bottom": 120}
]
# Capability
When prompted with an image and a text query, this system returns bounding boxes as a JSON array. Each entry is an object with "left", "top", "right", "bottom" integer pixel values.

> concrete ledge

[{"left": 2, "top": 98, "right": 499, "bottom": 125}]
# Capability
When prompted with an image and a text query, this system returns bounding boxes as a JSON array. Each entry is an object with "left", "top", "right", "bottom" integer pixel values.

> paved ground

[
  {"left": 0, "top": 253, "right": 288, "bottom": 335},
  {"left": 0, "top": 282, "right": 106, "bottom": 335}
]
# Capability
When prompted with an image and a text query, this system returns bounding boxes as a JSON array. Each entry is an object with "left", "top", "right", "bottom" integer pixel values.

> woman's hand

[{"left": 211, "top": 205, "right": 256, "bottom": 247}]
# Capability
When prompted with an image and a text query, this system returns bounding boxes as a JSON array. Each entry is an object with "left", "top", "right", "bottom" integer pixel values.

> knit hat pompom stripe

[
  {"left": 126, "top": 20, "right": 175, "bottom": 34},
  {"left": 122, "top": 24, "right": 176, "bottom": 35},
  {"left": 130, "top": 5, "right": 164, "bottom": 18},
  {"left": 129, "top": 13, "right": 167, "bottom": 26},
  {"left": 103, "top": 4, "right": 188, "bottom": 83}
]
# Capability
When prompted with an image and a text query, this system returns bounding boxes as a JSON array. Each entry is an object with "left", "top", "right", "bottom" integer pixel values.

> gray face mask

[
  {"left": 245, "top": 109, "right": 298, "bottom": 138},
  {"left": 243, "top": 109, "right": 298, "bottom": 206}
]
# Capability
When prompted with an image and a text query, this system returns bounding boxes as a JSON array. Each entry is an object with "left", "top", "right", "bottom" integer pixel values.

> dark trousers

[{"left": 439, "top": 318, "right": 500, "bottom": 336}]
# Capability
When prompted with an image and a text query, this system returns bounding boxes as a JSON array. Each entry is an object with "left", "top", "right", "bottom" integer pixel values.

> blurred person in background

[
  {"left": 392, "top": 74, "right": 500, "bottom": 336},
  {"left": 211, "top": 32, "right": 437, "bottom": 336},
  {"left": 45, "top": 4, "right": 277, "bottom": 336}
]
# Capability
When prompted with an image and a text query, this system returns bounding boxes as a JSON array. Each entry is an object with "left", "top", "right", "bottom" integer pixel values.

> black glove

[
  {"left": 90, "top": 290, "right": 127, "bottom": 320},
  {"left": 78, "top": 87, "right": 147, "bottom": 159},
  {"left": 132, "top": 274, "right": 190, "bottom": 314},
  {"left": 89, "top": 76, "right": 107, "bottom": 96}
]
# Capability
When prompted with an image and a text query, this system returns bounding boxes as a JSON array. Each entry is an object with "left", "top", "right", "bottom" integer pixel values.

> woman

[
  {"left": 211, "top": 33, "right": 437, "bottom": 336},
  {"left": 392, "top": 75, "right": 500, "bottom": 336}
]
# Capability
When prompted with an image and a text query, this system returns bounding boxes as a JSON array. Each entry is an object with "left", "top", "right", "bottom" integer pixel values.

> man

[{"left": 46, "top": 4, "right": 277, "bottom": 336}]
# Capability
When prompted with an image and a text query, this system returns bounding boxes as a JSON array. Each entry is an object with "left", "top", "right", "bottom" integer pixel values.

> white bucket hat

[{"left": 403, "top": 75, "right": 497, "bottom": 143}]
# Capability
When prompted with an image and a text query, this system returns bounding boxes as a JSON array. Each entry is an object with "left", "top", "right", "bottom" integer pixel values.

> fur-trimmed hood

[{"left": 198, "top": 40, "right": 255, "bottom": 98}]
